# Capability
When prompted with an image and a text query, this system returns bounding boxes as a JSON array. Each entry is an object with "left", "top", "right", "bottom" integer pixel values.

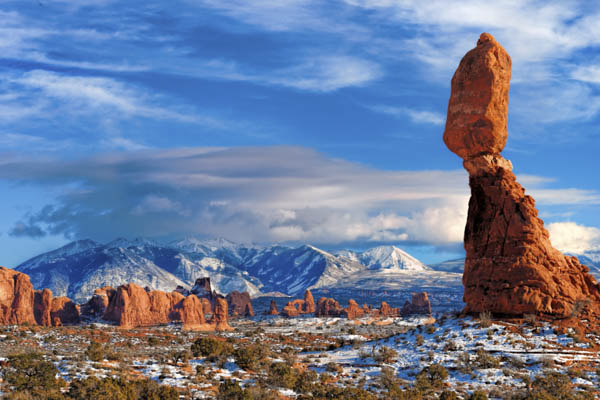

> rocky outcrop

[
  {"left": 342, "top": 299, "right": 365, "bottom": 319},
  {"left": 444, "top": 33, "right": 600, "bottom": 318},
  {"left": 226, "top": 291, "right": 254, "bottom": 317},
  {"left": 34, "top": 289, "right": 53, "bottom": 326},
  {"left": 212, "top": 297, "right": 233, "bottom": 331},
  {"left": 80, "top": 287, "right": 116, "bottom": 318},
  {"left": 315, "top": 297, "right": 343, "bottom": 317},
  {"left": 50, "top": 297, "right": 80, "bottom": 325},
  {"left": 103, "top": 283, "right": 183, "bottom": 328},
  {"left": 400, "top": 293, "right": 432, "bottom": 316},
  {"left": 178, "top": 294, "right": 214, "bottom": 330},
  {"left": 281, "top": 290, "right": 315, "bottom": 317},
  {"left": 377, "top": 301, "right": 399, "bottom": 318},
  {"left": 265, "top": 300, "right": 279, "bottom": 315},
  {"left": 303, "top": 290, "right": 315, "bottom": 313},
  {"left": 0, "top": 267, "right": 36, "bottom": 325}
]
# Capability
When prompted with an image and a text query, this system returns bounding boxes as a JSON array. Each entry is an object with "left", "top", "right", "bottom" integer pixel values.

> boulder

[
  {"left": 401, "top": 292, "right": 432, "bottom": 316},
  {"left": 226, "top": 291, "right": 254, "bottom": 317},
  {"left": 444, "top": 33, "right": 600, "bottom": 318},
  {"left": 443, "top": 33, "right": 511, "bottom": 160},
  {"left": 0, "top": 267, "right": 36, "bottom": 325}
]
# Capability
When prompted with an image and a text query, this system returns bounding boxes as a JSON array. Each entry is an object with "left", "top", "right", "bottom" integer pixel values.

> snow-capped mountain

[
  {"left": 429, "top": 258, "right": 465, "bottom": 273},
  {"left": 15, "top": 238, "right": 463, "bottom": 302}
]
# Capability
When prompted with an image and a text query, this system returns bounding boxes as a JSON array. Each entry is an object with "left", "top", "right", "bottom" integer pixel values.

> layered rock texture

[
  {"left": 445, "top": 33, "right": 600, "bottom": 318},
  {"left": 0, "top": 267, "right": 36, "bottom": 325},
  {"left": 226, "top": 291, "right": 254, "bottom": 317}
]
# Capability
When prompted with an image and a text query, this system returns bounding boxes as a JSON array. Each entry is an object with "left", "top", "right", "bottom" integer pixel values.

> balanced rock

[
  {"left": 444, "top": 33, "right": 600, "bottom": 317},
  {"left": 226, "top": 291, "right": 254, "bottom": 317},
  {"left": 401, "top": 292, "right": 432, "bottom": 316},
  {"left": 443, "top": 33, "right": 511, "bottom": 160},
  {"left": 0, "top": 267, "right": 36, "bottom": 325}
]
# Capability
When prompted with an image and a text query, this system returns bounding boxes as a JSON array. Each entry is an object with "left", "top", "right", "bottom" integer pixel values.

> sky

[{"left": 1, "top": 0, "right": 600, "bottom": 266}]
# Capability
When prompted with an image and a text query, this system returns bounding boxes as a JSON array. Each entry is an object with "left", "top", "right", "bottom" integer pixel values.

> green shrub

[
  {"left": 217, "top": 379, "right": 250, "bottom": 400},
  {"left": 191, "top": 337, "right": 233, "bottom": 359},
  {"left": 85, "top": 341, "right": 105, "bottom": 362},
  {"left": 268, "top": 362, "right": 298, "bottom": 389},
  {"left": 415, "top": 363, "right": 448, "bottom": 391},
  {"left": 469, "top": 390, "right": 488, "bottom": 400},
  {"left": 4, "top": 352, "right": 65, "bottom": 397}
]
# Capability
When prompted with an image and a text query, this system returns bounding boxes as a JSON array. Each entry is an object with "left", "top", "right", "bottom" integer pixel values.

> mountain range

[
  {"left": 15, "top": 237, "right": 599, "bottom": 303},
  {"left": 14, "top": 238, "right": 464, "bottom": 303}
]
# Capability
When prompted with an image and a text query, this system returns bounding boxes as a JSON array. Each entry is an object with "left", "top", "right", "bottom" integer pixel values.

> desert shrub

[
  {"left": 474, "top": 349, "right": 500, "bottom": 369},
  {"left": 374, "top": 346, "right": 398, "bottom": 364},
  {"left": 457, "top": 351, "right": 472, "bottom": 374},
  {"left": 469, "top": 390, "right": 488, "bottom": 400},
  {"left": 294, "top": 369, "right": 318, "bottom": 394},
  {"left": 415, "top": 334, "right": 424, "bottom": 346},
  {"left": 479, "top": 311, "right": 492, "bottom": 328},
  {"left": 527, "top": 371, "right": 580, "bottom": 399},
  {"left": 85, "top": 341, "right": 105, "bottom": 362},
  {"left": 415, "top": 363, "right": 448, "bottom": 391},
  {"left": 234, "top": 343, "right": 268, "bottom": 370},
  {"left": 325, "top": 362, "right": 343, "bottom": 373},
  {"left": 440, "top": 391, "right": 459, "bottom": 400},
  {"left": 426, "top": 326, "right": 437, "bottom": 335},
  {"left": 169, "top": 349, "right": 192, "bottom": 365},
  {"left": 4, "top": 353, "right": 66, "bottom": 399},
  {"left": 191, "top": 337, "right": 233, "bottom": 360},
  {"left": 268, "top": 362, "right": 298, "bottom": 389},
  {"left": 217, "top": 379, "right": 250, "bottom": 400}
]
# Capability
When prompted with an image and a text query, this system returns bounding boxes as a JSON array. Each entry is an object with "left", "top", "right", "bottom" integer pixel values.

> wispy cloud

[
  {"left": 368, "top": 105, "right": 445, "bottom": 125},
  {"left": 548, "top": 221, "right": 600, "bottom": 254},
  {"left": 2, "top": 146, "right": 597, "bottom": 247}
]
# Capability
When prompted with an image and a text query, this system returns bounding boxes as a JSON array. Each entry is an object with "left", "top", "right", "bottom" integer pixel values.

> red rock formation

[
  {"left": 303, "top": 290, "right": 315, "bottom": 313},
  {"left": 343, "top": 299, "right": 365, "bottom": 319},
  {"left": 226, "top": 291, "right": 254, "bottom": 317},
  {"left": 50, "top": 297, "right": 80, "bottom": 325},
  {"left": 178, "top": 294, "right": 216, "bottom": 331},
  {"left": 211, "top": 297, "right": 233, "bottom": 331},
  {"left": 315, "top": 297, "right": 343, "bottom": 317},
  {"left": 81, "top": 287, "right": 116, "bottom": 318},
  {"left": 0, "top": 267, "right": 36, "bottom": 325},
  {"left": 34, "top": 289, "right": 53, "bottom": 326},
  {"left": 444, "top": 33, "right": 600, "bottom": 318},
  {"left": 281, "top": 302, "right": 300, "bottom": 317},
  {"left": 265, "top": 300, "right": 279, "bottom": 315},
  {"left": 401, "top": 292, "right": 432, "bottom": 316},
  {"left": 103, "top": 283, "right": 182, "bottom": 328},
  {"left": 200, "top": 298, "right": 212, "bottom": 316}
]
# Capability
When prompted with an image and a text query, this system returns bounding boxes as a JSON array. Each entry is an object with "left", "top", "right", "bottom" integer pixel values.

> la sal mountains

[{"left": 14, "top": 238, "right": 470, "bottom": 303}]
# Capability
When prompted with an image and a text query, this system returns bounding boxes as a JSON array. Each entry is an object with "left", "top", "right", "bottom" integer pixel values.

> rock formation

[
  {"left": 400, "top": 292, "right": 432, "bottom": 316},
  {"left": 0, "top": 267, "right": 36, "bottom": 325},
  {"left": 265, "top": 300, "right": 279, "bottom": 315},
  {"left": 444, "top": 33, "right": 600, "bottom": 318},
  {"left": 315, "top": 297, "right": 343, "bottom": 317},
  {"left": 226, "top": 291, "right": 254, "bottom": 317},
  {"left": 178, "top": 294, "right": 213, "bottom": 330},
  {"left": 280, "top": 290, "right": 315, "bottom": 317},
  {"left": 211, "top": 297, "right": 233, "bottom": 331},
  {"left": 342, "top": 299, "right": 365, "bottom": 319},
  {"left": 50, "top": 297, "right": 80, "bottom": 325},
  {"left": 34, "top": 289, "right": 53, "bottom": 326},
  {"left": 81, "top": 287, "right": 116, "bottom": 318}
]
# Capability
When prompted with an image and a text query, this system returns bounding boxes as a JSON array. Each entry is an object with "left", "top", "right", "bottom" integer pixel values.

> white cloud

[
  {"left": 368, "top": 105, "right": 445, "bottom": 125},
  {"left": 548, "top": 222, "right": 600, "bottom": 254}
]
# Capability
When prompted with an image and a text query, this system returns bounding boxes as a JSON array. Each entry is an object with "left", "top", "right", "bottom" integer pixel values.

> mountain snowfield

[{"left": 17, "top": 238, "right": 466, "bottom": 302}]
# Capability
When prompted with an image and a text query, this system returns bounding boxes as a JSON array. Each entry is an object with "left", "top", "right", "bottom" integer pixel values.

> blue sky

[{"left": 1, "top": 0, "right": 600, "bottom": 266}]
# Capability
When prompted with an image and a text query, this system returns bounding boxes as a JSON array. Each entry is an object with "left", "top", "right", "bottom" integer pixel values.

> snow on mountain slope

[
  {"left": 16, "top": 237, "right": 462, "bottom": 301},
  {"left": 355, "top": 246, "right": 430, "bottom": 272},
  {"left": 429, "top": 258, "right": 465, "bottom": 273}
]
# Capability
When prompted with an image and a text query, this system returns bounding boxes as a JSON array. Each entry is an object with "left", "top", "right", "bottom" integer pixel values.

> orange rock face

[
  {"left": 50, "top": 297, "right": 80, "bottom": 325},
  {"left": 443, "top": 33, "right": 511, "bottom": 160},
  {"left": 81, "top": 287, "right": 116, "bottom": 318},
  {"left": 178, "top": 294, "right": 213, "bottom": 331},
  {"left": 211, "top": 297, "right": 233, "bottom": 331},
  {"left": 281, "top": 302, "right": 300, "bottom": 317},
  {"left": 343, "top": 299, "right": 365, "bottom": 319},
  {"left": 303, "top": 290, "right": 315, "bottom": 313},
  {"left": 34, "top": 288, "right": 53, "bottom": 326},
  {"left": 0, "top": 267, "right": 36, "bottom": 325},
  {"left": 315, "top": 297, "right": 343, "bottom": 317},
  {"left": 400, "top": 292, "right": 432, "bottom": 316},
  {"left": 226, "top": 291, "right": 254, "bottom": 317},
  {"left": 265, "top": 300, "right": 279, "bottom": 315},
  {"left": 445, "top": 33, "right": 600, "bottom": 318}
]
